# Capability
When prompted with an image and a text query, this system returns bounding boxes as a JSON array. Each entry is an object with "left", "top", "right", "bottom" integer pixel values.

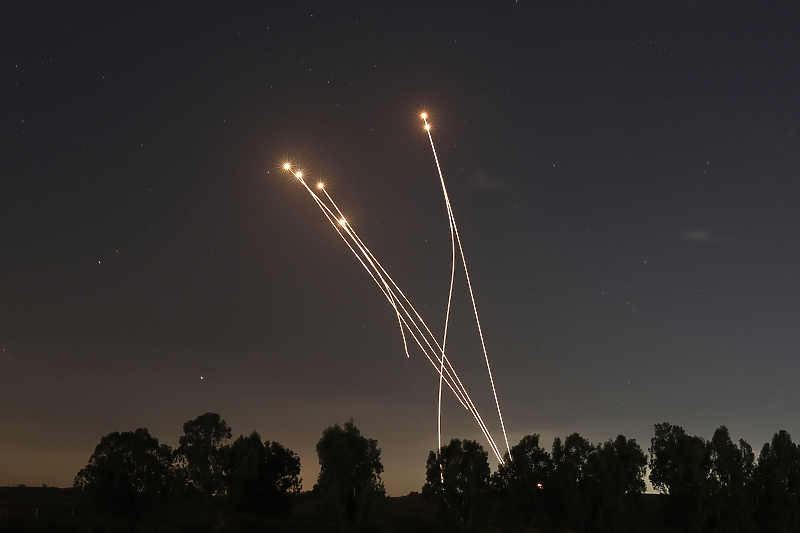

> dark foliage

[
  {"left": 222, "top": 430, "right": 302, "bottom": 518},
  {"left": 422, "top": 438, "right": 491, "bottom": 526},
  {"left": 73, "top": 413, "right": 303, "bottom": 529},
  {"left": 313, "top": 418, "right": 386, "bottom": 528},
  {"left": 492, "top": 434, "right": 552, "bottom": 527},
  {"left": 73, "top": 427, "right": 172, "bottom": 518},
  {"left": 66, "top": 417, "right": 800, "bottom": 532},
  {"left": 647, "top": 423, "right": 800, "bottom": 533},
  {"left": 584, "top": 435, "right": 647, "bottom": 532},
  {"left": 753, "top": 430, "right": 800, "bottom": 533},
  {"left": 175, "top": 413, "right": 231, "bottom": 510},
  {"left": 707, "top": 425, "right": 755, "bottom": 533},
  {"left": 549, "top": 432, "right": 594, "bottom": 529},
  {"left": 649, "top": 422, "right": 713, "bottom": 532}
]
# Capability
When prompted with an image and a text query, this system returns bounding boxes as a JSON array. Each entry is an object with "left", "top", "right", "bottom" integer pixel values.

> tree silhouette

[
  {"left": 649, "top": 422, "right": 712, "bottom": 533},
  {"left": 492, "top": 434, "right": 552, "bottom": 527},
  {"left": 74, "top": 428, "right": 172, "bottom": 518},
  {"left": 585, "top": 435, "right": 647, "bottom": 533},
  {"left": 314, "top": 419, "right": 386, "bottom": 528},
  {"left": 753, "top": 430, "right": 800, "bottom": 533},
  {"left": 174, "top": 412, "right": 232, "bottom": 517},
  {"left": 423, "top": 438, "right": 491, "bottom": 526},
  {"left": 707, "top": 426, "right": 755, "bottom": 533},
  {"left": 223, "top": 430, "right": 302, "bottom": 518},
  {"left": 550, "top": 432, "right": 593, "bottom": 529}
]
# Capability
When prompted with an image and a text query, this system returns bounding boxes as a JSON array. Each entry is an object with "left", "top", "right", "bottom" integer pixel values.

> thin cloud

[
  {"left": 681, "top": 228, "right": 732, "bottom": 244},
  {"left": 472, "top": 169, "right": 504, "bottom": 190}
]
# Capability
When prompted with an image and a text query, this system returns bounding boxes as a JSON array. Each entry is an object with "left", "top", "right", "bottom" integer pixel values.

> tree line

[
  {"left": 648, "top": 423, "right": 800, "bottom": 533},
  {"left": 73, "top": 413, "right": 384, "bottom": 530},
  {"left": 74, "top": 416, "right": 800, "bottom": 532},
  {"left": 74, "top": 413, "right": 302, "bottom": 523},
  {"left": 426, "top": 423, "right": 800, "bottom": 533},
  {"left": 424, "top": 432, "right": 647, "bottom": 531}
]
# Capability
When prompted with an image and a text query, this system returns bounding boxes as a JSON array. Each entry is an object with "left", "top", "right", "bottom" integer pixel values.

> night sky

[{"left": 3, "top": 2, "right": 799, "bottom": 495}]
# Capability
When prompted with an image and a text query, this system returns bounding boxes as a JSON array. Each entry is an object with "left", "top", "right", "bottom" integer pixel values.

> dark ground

[{"left": 0, "top": 485, "right": 668, "bottom": 532}]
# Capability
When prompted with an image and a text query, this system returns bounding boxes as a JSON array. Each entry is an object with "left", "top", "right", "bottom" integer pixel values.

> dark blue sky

[{"left": 2, "top": 1, "right": 799, "bottom": 494}]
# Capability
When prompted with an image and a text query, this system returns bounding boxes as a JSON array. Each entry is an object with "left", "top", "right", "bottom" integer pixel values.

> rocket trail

[
  {"left": 280, "top": 113, "right": 510, "bottom": 463},
  {"left": 421, "top": 114, "right": 511, "bottom": 459},
  {"left": 287, "top": 166, "right": 503, "bottom": 459}
]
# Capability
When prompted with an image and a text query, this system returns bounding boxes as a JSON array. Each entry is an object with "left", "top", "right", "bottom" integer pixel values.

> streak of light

[
  {"left": 421, "top": 112, "right": 457, "bottom": 460},
  {"left": 422, "top": 113, "right": 511, "bottom": 460},
  {"left": 280, "top": 129, "right": 509, "bottom": 463}
]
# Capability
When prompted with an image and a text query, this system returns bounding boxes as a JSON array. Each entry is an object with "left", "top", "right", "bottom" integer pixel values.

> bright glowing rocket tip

[
  {"left": 421, "top": 113, "right": 427, "bottom": 119},
  {"left": 317, "top": 183, "right": 324, "bottom": 189},
  {"left": 283, "top": 163, "right": 291, "bottom": 170},
  {"left": 295, "top": 171, "right": 303, "bottom": 179},
  {"left": 339, "top": 218, "right": 346, "bottom": 226},
  {"left": 424, "top": 124, "right": 431, "bottom": 131}
]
